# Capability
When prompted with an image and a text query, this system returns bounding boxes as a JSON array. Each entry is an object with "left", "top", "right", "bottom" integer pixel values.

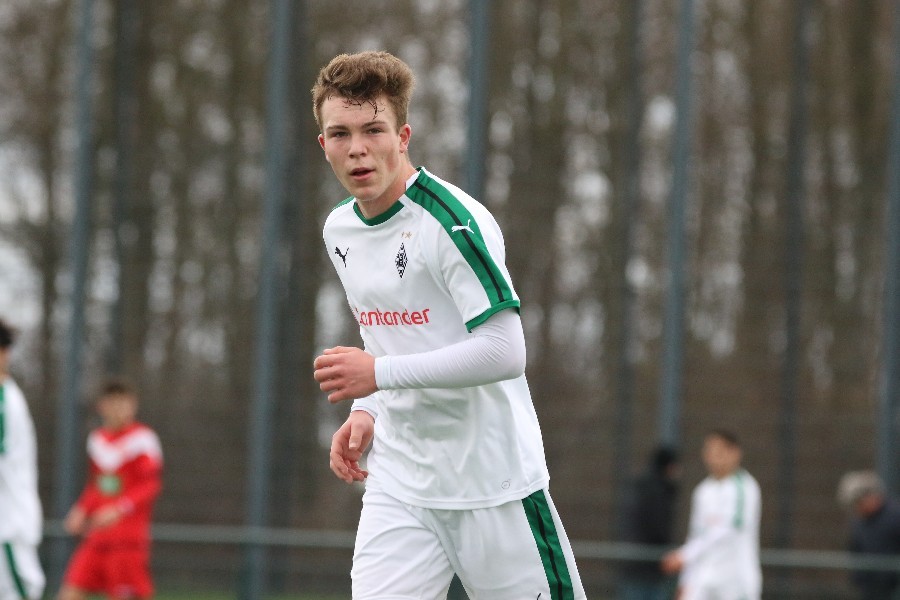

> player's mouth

[{"left": 350, "top": 167, "right": 374, "bottom": 180}]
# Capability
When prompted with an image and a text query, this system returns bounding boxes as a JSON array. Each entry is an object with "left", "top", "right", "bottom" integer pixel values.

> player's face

[
  {"left": 97, "top": 393, "right": 138, "bottom": 431},
  {"left": 0, "top": 347, "right": 8, "bottom": 378},
  {"left": 318, "top": 94, "right": 414, "bottom": 219},
  {"left": 701, "top": 435, "right": 741, "bottom": 479}
]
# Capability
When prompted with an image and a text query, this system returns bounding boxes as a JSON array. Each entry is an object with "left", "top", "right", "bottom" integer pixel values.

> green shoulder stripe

[
  {"left": 407, "top": 171, "right": 517, "bottom": 313},
  {"left": 334, "top": 196, "right": 354, "bottom": 210},
  {"left": 733, "top": 470, "right": 746, "bottom": 529}
]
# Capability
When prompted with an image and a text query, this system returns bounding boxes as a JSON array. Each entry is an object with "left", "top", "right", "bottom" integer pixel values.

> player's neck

[
  {"left": 104, "top": 419, "right": 135, "bottom": 433},
  {"left": 711, "top": 467, "right": 740, "bottom": 480},
  {"left": 356, "top": 162, "right": 418, "bottom": 220}
]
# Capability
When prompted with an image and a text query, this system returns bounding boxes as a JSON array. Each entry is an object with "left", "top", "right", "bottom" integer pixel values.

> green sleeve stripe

[
  {"left": 407, "top": 172, "right": 516, "bottom": 308},
  {"left": 465, "top": 300, "right": 521, "bottom": 331},
  {"left": 522, "top": 490, "right": 576, "bottom": 600}
]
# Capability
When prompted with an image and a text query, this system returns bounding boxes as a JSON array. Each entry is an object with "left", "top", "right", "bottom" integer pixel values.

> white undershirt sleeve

[
  {"left": 350, "top": 395, "right": 379, "bottom": 420},
  {"left": 374, "top": 308, "right": 526, "bottom": 390}
]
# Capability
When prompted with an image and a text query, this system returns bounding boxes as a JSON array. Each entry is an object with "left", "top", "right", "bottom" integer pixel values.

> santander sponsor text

[{"left": 353, "top": 307, "right": 431, "bottom": 327}]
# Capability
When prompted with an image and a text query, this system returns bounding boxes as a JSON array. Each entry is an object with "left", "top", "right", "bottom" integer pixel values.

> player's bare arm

[
  {"left": 90, "top": 504, "right": 125, "bottom": 529},
  {"left": 313, "top": 346, "right": 377, "bottom": 403},
  {"left": 661, "top": 549, "right": 684, "bottom": 574},
  {"left": 330, "top": 410, "right": 375, "bottom": 483},
  {"left": 63, "top": 506, "right": 87, "bottom": 535}
]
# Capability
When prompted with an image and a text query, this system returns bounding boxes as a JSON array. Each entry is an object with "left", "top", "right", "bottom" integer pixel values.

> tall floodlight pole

[
  {"left": 658, "top": 0, "right": 695, "bottom": 446},
  {"left": 50, "top": 0, "right": 95, "bottom": 589},
  {"left": 241, "top": 1, "right": 293, "bottom": 598},
  {"left": 108, "top": 0, "right": 137, "bottom": 373},
  {"left": 879, "top": 0, "right": 900, "bottom": 495},
  {"left": 777, "top": 0, "right": 810, "bottom": 552},
  {"left": 464, "top": 0, "right": 491, "bottom": 200},
  {"left": 612, "top": 0, "right": 644, "bottom": 532}
]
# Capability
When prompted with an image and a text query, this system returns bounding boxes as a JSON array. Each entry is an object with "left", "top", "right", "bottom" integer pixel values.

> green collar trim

[{"left": 353, "top": 199, "right": 405, "bottom": 225}]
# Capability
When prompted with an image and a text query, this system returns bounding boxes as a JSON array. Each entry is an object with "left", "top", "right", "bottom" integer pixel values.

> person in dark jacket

[
  {"left": 838, "top": 471, "right": 900, "bottom": 600},
  {"left": 618, "top": 446, "right": 681, "bottom": 600}
]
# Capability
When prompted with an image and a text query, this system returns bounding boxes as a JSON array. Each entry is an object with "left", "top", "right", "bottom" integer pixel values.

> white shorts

[
  {"left": 351, "top": 487, "right": 586, "bottom": 600},
  {"left": 681, "top": 582, "right": 760, "bottom": 600},
  {"left": 0, "top": 541, "right": 44, "bottom": 600},
  {"left": 682, "top": 587, "right": 760, "bottom": 600}
]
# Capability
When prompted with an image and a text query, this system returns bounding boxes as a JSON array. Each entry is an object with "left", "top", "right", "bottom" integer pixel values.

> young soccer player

[
  {"left": 311, "top": 51, "right": 586, "bottom": 599},
  {"left": 661, "top": 429, "right": 762, "bottom": 600},
  {"left": 59, "top": 379, "right": 162, "bottom": 600},
  {"left": 0, "top": 318, "right": 45, "bottom": 600}
]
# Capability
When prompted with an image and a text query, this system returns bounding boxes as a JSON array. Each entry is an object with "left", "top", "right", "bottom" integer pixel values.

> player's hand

[
  {"left": 330, "top": 410, "right": 374, "bottom": 484},
  {"left": 63, "top": 506, "right": 87, "bottom": 535},
  {"left": 661, "top": 549, "right": 684, "bottom": 574},
  {"left": 313, "top": 346, "right": 377, "bottom": 403}
]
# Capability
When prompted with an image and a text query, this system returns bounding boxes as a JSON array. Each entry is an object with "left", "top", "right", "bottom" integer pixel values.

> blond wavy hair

[{"left": 311, "top": 51, "right": 415, "bottom": 132}]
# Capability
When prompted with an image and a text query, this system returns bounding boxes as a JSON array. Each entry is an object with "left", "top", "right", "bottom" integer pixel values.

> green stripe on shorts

[
  {"left": 522, "top": 490, "right": 575, "bottom": 600},
  {"left": 4, "top": 542, "right": 28, "bottom": 599}
]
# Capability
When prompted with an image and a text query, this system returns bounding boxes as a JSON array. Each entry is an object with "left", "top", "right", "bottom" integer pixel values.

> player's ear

[
  {"left": 399, "top": 124, "right": 412, "bottom": 153},
  {"left": 318, "top": 133, "right": 332, "bottom": 164}
]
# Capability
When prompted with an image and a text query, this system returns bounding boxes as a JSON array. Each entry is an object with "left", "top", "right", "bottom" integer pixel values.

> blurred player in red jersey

[{"left": 58, "top": 378, "right": 163, "bottom": 600}]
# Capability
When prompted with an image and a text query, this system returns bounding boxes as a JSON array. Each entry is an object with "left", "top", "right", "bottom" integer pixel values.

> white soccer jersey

[
  {"left": 0, "top": 377, "right": 43, "bottom": 546},
  {"left": 323, "top": 167, "right": 550, "bottom": 510},
  {"left": 680, "top": 469, "right": 762, "bottom": 600}
]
